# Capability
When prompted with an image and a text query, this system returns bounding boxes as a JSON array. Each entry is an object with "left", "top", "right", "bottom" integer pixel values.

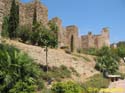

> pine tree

[{"left": 8, "top": 0, "right": 19, "bottom": 39}]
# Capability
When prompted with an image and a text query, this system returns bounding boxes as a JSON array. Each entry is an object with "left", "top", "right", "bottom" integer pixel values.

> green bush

[
  {"left": 51, "top": 81, "right": 83, "bottom": 93},
  {"left": 95, "top": 47, "right": 119, "bottom": 74},
  {"left": 81, "top": 74, "right": 110, "bottom": 93},
  {"left": 2, "top": 16, "right": 9, "bottom": 37},
  {"left": 84, "top": 48, "right": 98, "bottom": 55},
  {"left": 17, "top": 25, "right": 31, "bottom": 43},
  {"left": 30, "top": 22, "right": 58, "bottom": 48},
  {"left": 95, "top": 56, "right": 119, "bottom": 74},
  {"left": 40, "top": 65, "right": 71, "bottom": 81},
  {"left": 0, "top": 44, "right": 44, "bottom": 93}
]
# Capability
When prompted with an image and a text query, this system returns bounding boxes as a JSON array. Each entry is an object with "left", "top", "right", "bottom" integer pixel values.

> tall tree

[
  {"left": 33, "top": 3, "right": 37, "bottom": 25},
  {"left": 8, "top": 0, "right": 19, "bottom": 39},
  {"left": 32, "top": 1, "right": 37, "bottom": 32}
]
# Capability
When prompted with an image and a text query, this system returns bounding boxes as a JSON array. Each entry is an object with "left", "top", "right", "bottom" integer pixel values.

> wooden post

[{"left": 45, "top": 46, "right": 48, "bottom": 72}]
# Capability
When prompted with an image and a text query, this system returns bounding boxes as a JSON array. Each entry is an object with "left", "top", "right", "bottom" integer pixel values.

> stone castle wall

[
  {"left": 65, "top": 25, "right": 79, "bottom": 52},
  {"left": 50, "top": 17, "right": 66, "bottom": 48},
  {"left": 81, "top": 28, "right": 110, "bottom": 49},
  {"left": 0, "top": 0, "right": 110, "bottom": 51},
  {"left": 3, "top": 0, "right": 48, "bottom": 26},
  {"left": 19, "top": 1, "right": 48, "bottom": 26},
  {"left": 50, "top": 17, "right": 79, "bottom": 51}
]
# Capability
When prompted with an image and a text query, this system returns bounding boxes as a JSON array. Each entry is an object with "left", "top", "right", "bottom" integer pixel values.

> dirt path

[{"left": 107, "top": 80, "right": 125, "bottom": 93}]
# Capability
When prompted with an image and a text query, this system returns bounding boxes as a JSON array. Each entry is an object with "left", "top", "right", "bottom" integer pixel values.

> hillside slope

[{"left": 3, "top": 39, "right": 99, "bottom": 82}]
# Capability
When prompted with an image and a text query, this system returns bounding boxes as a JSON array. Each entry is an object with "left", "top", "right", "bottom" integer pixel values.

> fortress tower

[
  {"left": 65, "top": 25, "right": 79, "bottom": 52},
  {"left": 101, "top": 27, "right": 110, "bottom": 47}
]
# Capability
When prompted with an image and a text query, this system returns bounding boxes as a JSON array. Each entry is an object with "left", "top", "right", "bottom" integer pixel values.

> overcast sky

[{"left": 21, "top": 0, "right": 125, "bottom": 43}]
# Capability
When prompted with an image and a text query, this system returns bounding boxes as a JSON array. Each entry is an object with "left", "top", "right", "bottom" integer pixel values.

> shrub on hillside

[
  {"left": 2, "top": 16, "right": 9, "bottom": 38},
  {"left": 17, "top": 25, "right": 31, "bottom": 43},
  {"left": 95, "top": 56, "right": 119, "bottom": 74},
  {"left": 30, "top": 22, "right": 58, "bottom": 48},
  {"left": 40, "top": 65, "right": 71, "bottom": 81},
  {"left": 0, "top": 44, "right": 44, "bottom": 93},
  {"left": 51, "top": 81, "right": 83, "bottom": 93},
  {"left": 95, "top": 47, "right": 119, "bottom": 74},
  {"left": 82, "top": 74, "right": 109, "bottom": 93}
]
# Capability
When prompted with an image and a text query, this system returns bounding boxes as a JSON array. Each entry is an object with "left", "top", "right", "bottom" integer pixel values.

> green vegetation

[
  {"left": 77, "top": 48, "right": 97, "bottom": 55},
  {"left": 40, "top": 65, "right": 71, "bottom": 81},
  {"left": 2, "top": 0, "right": 58, "bottom": 48},
  {"left": 117, "top": 41, "right": 125, "bottom": 59},
  {"left": 51, "top": 74, "right": 109, "bottom": 93},
  {"left": 31, "top": 22, "right": 58, "bottom": 48},
  {"left": 8, "top": 0, "right": 19, "bottom": 39},
  {"left": 82, "top": 74, "right": 110, "bottom": 93},
  {"left": 0, "top": 44, "right": 44, "bottom": 93},
  {"left": 95, "top": 46, "right": 119, "bottom": 74},
  {"left": 17, "top": 25, "right": 31, "bottom": 43},
  {"left": 73, "top": 53, "right": 90, "bottom": 62},
  {"left": 51, "top": 81, "right": 83, "bottom": 93},
  {"left": 2, "top": 16, "right": 9, "bottom": 37}
]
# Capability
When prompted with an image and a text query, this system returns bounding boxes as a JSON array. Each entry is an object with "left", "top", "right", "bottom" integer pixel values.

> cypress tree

[
  {"left": 32, "top": 1, "right": 37, "bottom": 32},
  {"left": 33, "top": 4, "right": 37, "bottom": 25},
  {"left": 8, "top": 0, "right": 19, "bottom": 39}
]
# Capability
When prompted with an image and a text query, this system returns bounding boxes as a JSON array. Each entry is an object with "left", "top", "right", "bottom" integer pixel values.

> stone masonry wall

[
  {"left": 19, "top": 1, "right": 48, "bottom": 26},
  {"left": 50, "top": 17, "right": 67, "bottom": 48},
  {"left": 0, "top": 0, "right": 110, "bottom": 51},
  {"left": 3, "top": 0, "right": 48, "bottom": 26},
  {"left": 66, "top": 25, "right": 79, "bottom": 52},
  {"left": 81, "top": 28, "right": 110, "bottom": 49}
]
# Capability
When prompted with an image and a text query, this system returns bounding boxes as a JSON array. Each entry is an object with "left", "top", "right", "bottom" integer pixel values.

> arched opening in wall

[{"left": 70, "top": 35, "right": 74, "bottom": 52}]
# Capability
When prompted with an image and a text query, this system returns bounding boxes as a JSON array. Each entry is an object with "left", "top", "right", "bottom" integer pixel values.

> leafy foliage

[
  {"left": 2, "top": 16, "right": 9, "bottom": 37},
  {"left": 31, "top": 22, "right": 58, "bottom": 48},
  {"left": 117, "top": 41, "right": 125, "bottom": 58},
  {"left": 40, "top": 65, "right": 71, "bottom": 81},
  {"left": 82, "top": 74, "right": 109, "bottom": 93},
  {"left": 0, "top": 44, "right": 44, "bottom": 93},
  {"left": 17, "top": 25, "right": 31, "bottom": 43},
  {"left": 51, "top": 81, "right": 83, "bottom": 93},
  {"left": 95, "top": 56, "right": 119, "bottom": 74},
  {"left": 95, "top": 47, "right": 119, "bottom": 74}
]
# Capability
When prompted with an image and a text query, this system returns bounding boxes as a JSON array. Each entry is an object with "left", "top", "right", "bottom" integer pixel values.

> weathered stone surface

[
  {"left": 3, "top": 0, "right": 48, "bottom": 26},
  {"left": 81, "top": 27, "right": 110, "bottom": 49},
  {"left": 65, "top": 25, "right": 79, "bottom": 52},
  {"left": 19, "top": 1, "right": 48, "bottom": 26}
]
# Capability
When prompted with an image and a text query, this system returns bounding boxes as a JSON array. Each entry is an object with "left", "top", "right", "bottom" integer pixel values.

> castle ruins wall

[{"left": 0, "top": 0, "right": 110, "bottom": 51}]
